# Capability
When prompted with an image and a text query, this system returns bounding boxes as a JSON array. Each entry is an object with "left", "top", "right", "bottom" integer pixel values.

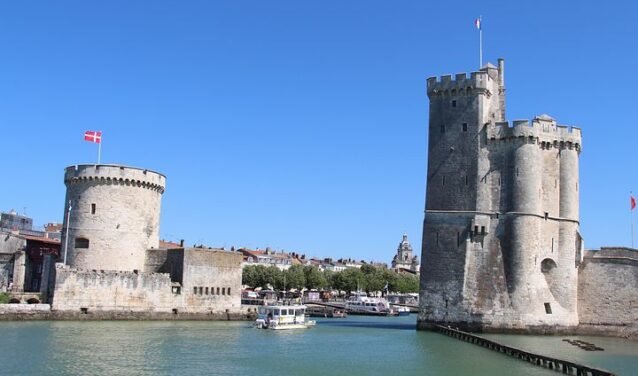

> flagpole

[
  {"left": 631, "top": 191, "right": 635, "bottom": 248},
  {"left": 97, "top": 131, "right": 102, "bottom": 165},
  {"left": 479, "top": 16, "right": 483, "bottom": 68}
]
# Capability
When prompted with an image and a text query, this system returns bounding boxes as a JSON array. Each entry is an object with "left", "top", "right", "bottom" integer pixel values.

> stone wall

[
  {"left": 181, "top": 248, "right": 242, "bottom": 313},
  {"left": 51, "top": 266, "right": 178, "bottom": 312},
  {"left": 578, "top": 248, "right": 638, "bottom": 327},
  {"left": 51, "top": 248, "right": 243, "bottom": 315},
  {"left": 61, "top": 164, "right": 165, "bottom": 272},
  {"left": 0, "top": 232, "right": 23, "bottom": 292},
  {"left": 419, "top": 61, "right": 582, "bottom": 331}
]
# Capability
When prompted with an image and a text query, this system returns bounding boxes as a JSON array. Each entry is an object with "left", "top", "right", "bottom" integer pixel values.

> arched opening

[
  {"left": 541, "top": 258, "right": 557, "bottom": 274},
  {"left": 541, "top": 258, "right": 560, "bottom": 304},
  {"left": 9, "top": 298, "right": 20, "bottom": 304},
  {"left": 75, "top": 237, "right": 89, "bottom": 249},
  {"left": 26, "top": 298, "right": 40, "bottom": 304}
]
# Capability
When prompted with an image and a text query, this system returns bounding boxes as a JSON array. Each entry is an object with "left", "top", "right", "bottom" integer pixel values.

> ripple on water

[{"left": 0, "top": 317, "right": 633, "bottom": 376}]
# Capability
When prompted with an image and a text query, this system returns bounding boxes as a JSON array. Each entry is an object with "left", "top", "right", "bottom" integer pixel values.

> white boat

[
  {"left": 395, "top": 306, "right": 411, "bottom": 316},
  {"left": 345, "top": 292, "right": 396, "bottom": 316},
  {"left": 255, "top": 304, "right": 316, "bottom": 330}
]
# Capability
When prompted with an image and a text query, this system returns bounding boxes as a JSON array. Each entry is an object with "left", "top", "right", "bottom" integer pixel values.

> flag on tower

[
  {"left": 84, "top": 131, "right": 102, "bottom": 144},
  {"left": 475, "top": 17, "right": 481, "bottom": 30},
  {"left": 631, "top": 194, "right": 636, "bottom": 210}
]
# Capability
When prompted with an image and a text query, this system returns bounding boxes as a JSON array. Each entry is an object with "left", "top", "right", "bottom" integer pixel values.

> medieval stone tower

[
  {"left": 60, "top": 164, "right": 165, "bottom": 272},
  {"left": 418, "top": 59, "right": 583, "bottom": 332}
]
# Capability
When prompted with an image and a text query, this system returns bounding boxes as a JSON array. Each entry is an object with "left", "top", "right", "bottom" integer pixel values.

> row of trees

[{"left": 242, "top": 264, "right": 419, "bottom": 294}]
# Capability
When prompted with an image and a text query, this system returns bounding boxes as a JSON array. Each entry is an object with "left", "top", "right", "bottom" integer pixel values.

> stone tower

[
  {"left": 60, "top": 164, "right": 166, "bottom": 272},
  {"left": 418, "top": 60, "right": 583, "bottom": 332},
  {"left": 392, "top": 234, "right": 419, "bottom": 273}
]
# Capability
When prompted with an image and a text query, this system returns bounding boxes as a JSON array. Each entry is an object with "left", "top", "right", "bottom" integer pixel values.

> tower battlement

[
  {"left": 426, "top": 60, "right": 504, "bottom": 98},
  {"left": 486, "top": 115, "right": 582, "bottom": 150},
  {"left": 426, "top": 71, "right": 493, "bottom": 97},
  {"left": 65, "top": 164, "right": 165, "bottom": 193}
]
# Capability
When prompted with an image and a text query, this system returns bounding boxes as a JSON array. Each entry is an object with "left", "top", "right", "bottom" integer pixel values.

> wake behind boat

[{"left": 255, "top": 303, "right": 316, "bottom": 330}]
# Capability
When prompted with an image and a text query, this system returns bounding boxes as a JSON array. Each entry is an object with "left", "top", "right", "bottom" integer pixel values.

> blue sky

[{"left": 1, "top": 1, "right": 636, "bottom": 263}]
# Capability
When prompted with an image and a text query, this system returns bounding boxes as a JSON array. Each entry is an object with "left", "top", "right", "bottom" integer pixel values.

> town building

[
  {"left": 391, "top": 234, "right": 419, "bottom": 274},
  {"left": 0, "top": 210, "right": 33, "bottom": 232},
  {"left": 240, "top": 248, "right": 293, "bottom": 270}
]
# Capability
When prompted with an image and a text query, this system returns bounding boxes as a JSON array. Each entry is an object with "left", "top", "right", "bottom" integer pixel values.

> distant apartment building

[
  {"left": 1, "top": 210, "right": 33, "bottom": 231},
  {"left": 240, "top": 248, "right": 293, "bottom": 270}
]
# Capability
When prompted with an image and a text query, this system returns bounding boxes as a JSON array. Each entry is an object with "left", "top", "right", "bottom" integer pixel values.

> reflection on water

[{"left": 0, "top": 316, "right": 634, "bottom": 376}]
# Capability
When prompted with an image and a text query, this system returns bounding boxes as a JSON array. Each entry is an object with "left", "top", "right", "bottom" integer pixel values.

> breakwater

[{"left": 433, "top": 325, "right": 616, "bottom": 376}]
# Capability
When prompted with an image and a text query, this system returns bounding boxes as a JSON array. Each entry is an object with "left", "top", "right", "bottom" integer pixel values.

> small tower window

[
  {"left": 440, "top": 124, "right": 445, "bottom": 133},
  {"left": 544, "top": 303, "right": 552, "bottom": 314},
  {"left": 462, "top": 123, "right": 468, "bottom": 132},
  {"left": 451, "top": 100, "right": 457, "bottom": 108},
  {"left": 91, "top": 203, "right": 96, "bottom": 215},
  {"left": 75, "top": 237, "right": 89, "bottom": 249}
]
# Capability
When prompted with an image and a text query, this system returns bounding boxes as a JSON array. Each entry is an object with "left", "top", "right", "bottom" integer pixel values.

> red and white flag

[
  {"left": 631, "top": 194, "right": 636, "bottom": 210},
  {"left": 84, "top": 131, "right": 102, "bottom": 144},
  {"left": 474, "top": 17, "right": 481, "bottom": 30}
]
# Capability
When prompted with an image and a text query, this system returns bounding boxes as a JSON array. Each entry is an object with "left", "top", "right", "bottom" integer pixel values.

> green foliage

[
  {"left": 283, "top": 265, "right": 306, "bottom": 290},
  {"left": 264, "top": 266, "right": 284, "bottom": 290},
  {"left": 0, "top": 292, "right": 10, "bottom": 304},
  {"left": 303, "top": 266, "right": 327, "bottom": 290},
  {"left": 392, "top": 273, "right": 420, "bottom": 293},
  {"left": 243, "top": 262, "right": 419, "bottom": 294}
]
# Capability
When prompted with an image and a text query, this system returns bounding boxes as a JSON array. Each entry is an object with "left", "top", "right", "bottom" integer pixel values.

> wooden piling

[{"left": 433, "top": 325, "right": 616, "bottom": 376}]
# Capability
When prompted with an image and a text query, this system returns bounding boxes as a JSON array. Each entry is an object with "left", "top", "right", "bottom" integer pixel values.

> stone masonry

[
  {"left": 49, "top": 164, "right": 243, "bottom": 317},
  {"left": 418, "top": 60, "right": 583, "bottom": 332},
  {"left": 61, "top": 164, "right": 165, "bottom": 272}
]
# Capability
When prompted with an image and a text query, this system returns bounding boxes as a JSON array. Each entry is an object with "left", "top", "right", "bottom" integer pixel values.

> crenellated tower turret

[{"left": 419, "top": 59, "right": 582, "bottom": 333}]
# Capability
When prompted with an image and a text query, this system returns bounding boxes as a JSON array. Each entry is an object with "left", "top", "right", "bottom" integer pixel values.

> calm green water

[{"left": 0, "top": 315, "right": 635, "bottom": 376}]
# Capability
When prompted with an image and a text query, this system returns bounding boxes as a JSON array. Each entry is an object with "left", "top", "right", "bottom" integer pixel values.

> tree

[
  {"left": 393, "top": 273, "right": 419, "bottom": 293},
  {"left": 339, "top": 268, "right": 364, "bottom": 294},
  {"left": 304, "top": 266, "right": 327, "bottom": 290},
  {"left": 264, "top": 266, "right": 283, "bottom": 290},
  {"left": 242, "top": 265, "right": 268, "bottom": 288},
  {"left": 284, "top": 265, "right": 306, "bottom": 290}
]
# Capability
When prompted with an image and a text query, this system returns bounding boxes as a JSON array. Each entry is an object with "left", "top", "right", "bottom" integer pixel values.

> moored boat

[
  {"left": 395, "top": 306, "right": 411, "bottom": 316},
  {"left": 255, "top": 304, "right": 316, "bottom": 330},
  {"left": 306, "top": 306, "right": 347, "bottom": 318},
  {"left": 345, "top": 292, "right": 396, "bottom": 316}
]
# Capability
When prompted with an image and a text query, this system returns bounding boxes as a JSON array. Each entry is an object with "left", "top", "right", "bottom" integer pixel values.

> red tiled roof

[
  {"left": 159, "top": 240, "right": 182, "bottom": 249},
  {"left": 22, "top": 235, "right": 61, "bottom": 245}
]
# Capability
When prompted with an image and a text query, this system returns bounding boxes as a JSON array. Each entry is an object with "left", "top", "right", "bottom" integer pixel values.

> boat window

[
  {"left": 274, "top": 309, "right": 280, "bottom": 315},
  {"left": 281, "top": 309, "right": 287, "bottom": 315},
  {"left": 297, "top": 309, "right": 304, "bottom": 316},
  {"left": 258, "top": 307, "right": 265, "bottom": 314}
]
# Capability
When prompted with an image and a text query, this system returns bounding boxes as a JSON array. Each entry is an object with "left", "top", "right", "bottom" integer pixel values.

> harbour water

[{"left": 0, "top": 315, "right": 636, "bottom": 376}]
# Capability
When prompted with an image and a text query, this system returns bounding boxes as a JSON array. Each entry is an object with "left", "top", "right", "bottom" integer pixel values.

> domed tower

[{"left": 60, "top": 164, "right": 166, "bottom": 272}]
